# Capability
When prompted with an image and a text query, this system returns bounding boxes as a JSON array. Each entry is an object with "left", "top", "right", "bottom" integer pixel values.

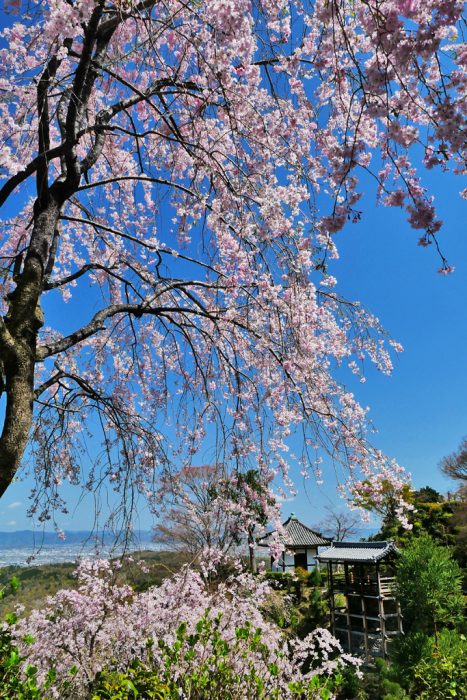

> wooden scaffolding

[{"left": 317, "top": 541, "right": 403, "bottom": 660}]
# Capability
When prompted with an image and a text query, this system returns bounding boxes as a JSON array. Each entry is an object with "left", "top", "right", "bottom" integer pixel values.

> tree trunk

[
  {"left": 248, "top": 527, "right": 257, "bottom": 574},
  {"left": 0, "top": 200, "right": 60, "bottom": 496}
]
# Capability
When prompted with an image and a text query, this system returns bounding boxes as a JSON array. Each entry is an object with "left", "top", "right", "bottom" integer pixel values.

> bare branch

[
  {"left": 45, "top": 262, "right": 123, "bottom": 290},
  {"left": 0, "top": 146, "right": 64, "bottom": 209},
  {"left": 36, "top": 300, "right": 223, "bottom": 361},
  {"left": 34, "top": 369, "right": 66, "bottom": 398},
  {"left": 76, "top": 174, "right": 197, "bottom": 198}
]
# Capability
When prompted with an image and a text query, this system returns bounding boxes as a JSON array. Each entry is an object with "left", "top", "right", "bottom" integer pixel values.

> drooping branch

[
  {"left": 0, "top": 146, "right": 64, "bottom": 209},
  {"left": 36, "top": 298, "right": 225, "bottom": 361},
  {"left": 76, "top": 175, "right": 198, "bottom": 198},
  {"left": 44, "top": 262, "right": 129, "bottom": 291}
]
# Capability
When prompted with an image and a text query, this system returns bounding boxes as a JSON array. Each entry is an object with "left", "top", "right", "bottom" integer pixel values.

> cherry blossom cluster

[
  {"left": 13, "top": 556, "right": 360, "bottom": 698},
  {"left": 0, "top": 0, "right": 464, "bottom": 524}
]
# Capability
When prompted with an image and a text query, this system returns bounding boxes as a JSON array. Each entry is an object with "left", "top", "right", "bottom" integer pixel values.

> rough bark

[
  {"left": 0, "top": 0, "right": 116, "bottom": 496},
  {"left": 0, "top": 200, "right": 60, "bottom": 496}
]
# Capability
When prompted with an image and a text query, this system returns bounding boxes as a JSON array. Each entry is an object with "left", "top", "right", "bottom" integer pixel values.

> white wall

[
  {"left": 271, "top": 548, "right": 320, "bottom": 571},
  {"left": 307, "top": 548, "right": 318, "bottom": 569}
]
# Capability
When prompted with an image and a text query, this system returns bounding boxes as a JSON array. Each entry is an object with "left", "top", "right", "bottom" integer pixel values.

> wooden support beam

[
  {"left": 397, "top": 600, "right": 404, "bottom": 634},
  {"left": 376, "top": 563, "right": 387, "bottom": 658},
  {"left": 361, "top": 593, "right": 369, "bottom": 659},
  {"left": 329, "top": 562, "right": 336, "bottom": 638}
]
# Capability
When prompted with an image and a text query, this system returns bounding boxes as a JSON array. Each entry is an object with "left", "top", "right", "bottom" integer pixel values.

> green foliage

[
  {"left": 307, "top": 567, "right": 325, "bottom": 587},
  {"left": 388, "top": 629, "right": 467, "bottom": 699},
  {"left": 357, "top": 659, "right": 409, "bottom": 700},
  {"left": 394, "top": 535, "right": 464, "bottom": 634},
  {"left": 263, "top": 568, "right": 328, "bottom": 637},
  {"left": 0, "top": 562, "right": 76, "bottom": 618},
  {"left": 91, "top": 660, "right": 170, "bottom": 699},
  {"left": 289, "top": 671, "right": 350, "bottom": 700},
  {"left": 156, "top": 615, "right": 281, "bottom": 699},
  {"left": 384, "top": 537, "right": 467, "bottom": 698},
  {"left": 389, "top": 632, "right": 433, "bottom": 686},
  {"left": 294, "top": 585, "right": 328, "bottom": 637},
  {"left": 264, "top": 571, "right": 298, "bottom": 594},
  {"left": 0, "top": 579, "right": 43, "bottom": 699},
  {"left": 450, "top": 499, "right": 467, "bottom": 570},
  {"left": 415, "top": 486, "right": 444, "bottom": 503},
  {"left": 411, "top": 630, "right": 467, "bottom": 699},
  {"left": 333, "top": 665, "right": 365, "bottom": 699},
  {"left": 370, "top": 485, "right": 467, "bottom": 570}
]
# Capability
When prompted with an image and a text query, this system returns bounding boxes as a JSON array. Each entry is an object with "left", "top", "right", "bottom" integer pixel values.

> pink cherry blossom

[{"left": 0, "top": 0, "right": 464, "bottom": 528}]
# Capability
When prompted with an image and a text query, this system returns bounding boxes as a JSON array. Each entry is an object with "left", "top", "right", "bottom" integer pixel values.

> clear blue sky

[
  {"left": 289, "top": 165, "right": 467, "bottom": 528},
  {"left": 2, "top": 161, "right": 465, "bottom": 534}
]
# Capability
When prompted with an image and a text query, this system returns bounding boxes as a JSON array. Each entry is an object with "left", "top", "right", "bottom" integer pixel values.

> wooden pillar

[
  {"left": 362, "top": 593, "right": 369, "bottom": 659},
  {"left": 346, "top": 594, "right": 352, "bottom": 654},
  {"left": 397, "top": 599, "right": 403, "bottom": 634},
  {"left": 376, "top": 563, "right": 387, "bottom": 658},
  {"left": 329, "top": 562, "right": 336, "bottom": 637},
  {"left": 343, "top": 563, "right": 351, "bottom": 652}
]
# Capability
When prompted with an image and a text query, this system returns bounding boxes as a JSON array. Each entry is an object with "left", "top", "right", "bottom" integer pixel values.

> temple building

[
  {"left": 317, "top": 541, "right": 403, "bottom": 659},
  {"left": 257, "top": 513, "right": 330, "bottom": 571}
]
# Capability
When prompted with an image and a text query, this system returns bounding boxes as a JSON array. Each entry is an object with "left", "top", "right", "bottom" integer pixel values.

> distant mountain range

[{"left": 0, "top": 530, "right": 154, "bottom": 548}]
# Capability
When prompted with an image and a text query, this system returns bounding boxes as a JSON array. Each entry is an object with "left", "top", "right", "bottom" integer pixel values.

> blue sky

[
  {"left": 2, "top": 162, "right": 465, "bottom": 534},
  {"left": 290, "top": 166, "right": 467, "bottom": 528}
]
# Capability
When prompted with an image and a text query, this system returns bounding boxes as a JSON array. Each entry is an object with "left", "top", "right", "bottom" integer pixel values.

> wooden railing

[
  {"left": 379, "top": 577, "right": 395, "bottom": 596},
  {"left": 331, "top": 574, "right": 396, "bottom": 596}
]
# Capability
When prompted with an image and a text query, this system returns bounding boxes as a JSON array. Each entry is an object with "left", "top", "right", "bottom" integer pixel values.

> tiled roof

[
  {"left": 258, "top": 514, "right": 330, "bottom": 548},
  {"left": 316, "top": 541, "right": 397, "bottom": 563}
]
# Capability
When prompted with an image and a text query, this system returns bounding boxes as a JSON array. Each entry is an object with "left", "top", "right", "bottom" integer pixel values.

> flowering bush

[{"left": 12, "top": 558, "right": 361, "bottom": 699}]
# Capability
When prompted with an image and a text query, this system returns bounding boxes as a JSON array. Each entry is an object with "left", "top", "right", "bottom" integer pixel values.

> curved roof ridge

[
  {"left": 330, "top": 540, "right": 391, "bottom": 548},
  {"left": 316, "top": 540, "right": 397, "bottom": 563},
  {"left": 258, "top": 514, "right": 331, "bottom": 547}
]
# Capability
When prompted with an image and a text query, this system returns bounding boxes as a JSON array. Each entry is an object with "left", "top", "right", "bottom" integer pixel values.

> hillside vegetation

[{"left": 0, "top": 550, "right": 192, "bottom": 617}]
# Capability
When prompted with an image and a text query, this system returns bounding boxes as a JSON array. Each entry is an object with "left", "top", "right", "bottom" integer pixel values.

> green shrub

[
  {"left": 0, "top": 579, "right": 43, "bottom": 699},
  {"left": 265, "top": 571, "right": 293, "bottom": 584},
  {"left": 395, "top": 535, "right": 464, "bottom": 635},
  {"left": 91, "top": 660, "right": 170, "bottom": 699},
  {"left": 389, "top": 631, "right": 433, "bottom": 687},
  {"left": 264, "top": 571, "right": 300, "bottom": 597},
  {"left": 295, "top": 586, "right": 328, "bottom": 636},
  {"left": 307, "top": 567, "right": 325, "bottom": 587},
  {"left": 411, "top": 629, "right": 467, "bottom": 699},
  {"left": 358, "top": 658, "right": 409, "bottom": 700}
]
